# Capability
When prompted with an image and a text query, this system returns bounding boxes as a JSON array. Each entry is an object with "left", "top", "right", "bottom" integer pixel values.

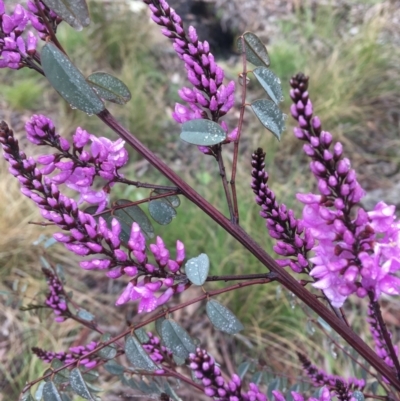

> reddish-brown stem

[
  {"left": 34, "top": 0, "right": 66, "bottom": 54},
  {"left": 115, "top": 177, "right": 179, "bottom": 192},
  {"left": 163, "top": 366, "right": 205, "bottom": 393},
  {"left": 206, "top": 272, "right": 277, "bottom": 282},
  {"left": 313, "top": 318, "right": 388, "bottom": 393},
  {"left": 230, "top": 36, "right": 249, "bottom": 224},
  {"left": 96, "top": 108, "right": 400, "bottom": 390},
  {"left": 368, "top": 292, "right": 400, "bottom": 381},
  {"left": 21, "top": 277, "right": 275, "bottom": 396},
  {"left": 216, "top": 145, "right": 235, "bottom": 223},
  {"left": 27, "top": 191, "right": 177, "bottom": 226}
]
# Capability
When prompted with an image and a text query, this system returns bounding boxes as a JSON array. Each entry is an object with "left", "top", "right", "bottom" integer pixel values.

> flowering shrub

[{"left": 1, "top": 0, "right": 400, "bottom": 400}]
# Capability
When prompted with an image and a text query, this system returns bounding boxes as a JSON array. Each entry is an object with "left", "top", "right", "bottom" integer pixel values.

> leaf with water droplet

[
  {"left": 251, "top": 99, "right": 285, "bottom": 140},
  {"left": 185, "top": 253, "right": 209, "bottom": 286},
  {"left": 206, "top": 300, "right": 244, "bottom": 334},
  {"left": 267, "top": 378, "right": 281, "bottom": 401},
  {"left": 34, "top": 382, "right": 45, "bottom": 401},
  {"left": 69, "top": 368, "right": 95, "bottom": 400},
  {"left": 41, "top": 0, "right": 90, "bottom": 31},
  {"left": 237, "top": 32, "right": 270, "bottom": 67},
  {"left": 97, "top": 341, "right": 117, "bottom": 360},
  {"left": 104, "top": 360, "right": 125, "bottom": 376},
  {"left": 251, "top": 371, "right": 264, "bottom": 385},
  {"left": 153, "top": 190, "right": 180, "bottom": 208},
  {"left": 135, "top": 327, "right": 150, "bottom": 343},
  {"left": 41, "top": 43, "right": 104, "bottom": 115},
  {"left": 148, "top": 200, "right": 177, "bottom": 225},
  {"left": 87, "top": 72, "right": 131, "bottom": 104},
  {"left": 352, "top": 391, "right": 364, "bottom": 401},
  {"left": 125, "top": 335, "right": 158, "bottom": 371},
  {"left": 114, "top": 199, "right": 154, "bottom": 239},
  {"left": 180, "top": 119, "right": 226, "bottom": 146},
  {"left": 253, "top": 67, "right": 283, "bottom": 105},
  {"left": 161, "top": 320, "right": 196, "bottom": 359},
  {"left": 22, "top": 392, "right": 35, "bottom": 401},
  {"left": 238, "top": 361, "right": 252, "bottom": 379},
  {"left": 155, "top": 316, "right": 165, "bottom": 338},
  {"left": 77, "top": 308, "right": 94, "bottom": 322},
  {"left": 43, "top": 382, "right": 63, "bottom": 401}
]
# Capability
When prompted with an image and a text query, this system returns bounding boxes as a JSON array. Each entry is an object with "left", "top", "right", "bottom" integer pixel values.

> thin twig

[
  {"left": 230, "top": 35, "right": 249, "bottom": 224},
  {"left": 21, "top": 276, "right": 276, "bottom": 396}
]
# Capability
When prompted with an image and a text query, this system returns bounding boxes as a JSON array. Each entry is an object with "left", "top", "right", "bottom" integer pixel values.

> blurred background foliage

[{"left": 1, "top": 0, "right": 400, "bottom": 399}]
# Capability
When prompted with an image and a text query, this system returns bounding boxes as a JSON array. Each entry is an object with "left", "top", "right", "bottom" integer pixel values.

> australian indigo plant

[{"left": 1, "top": 0, "right": 400, "bottom": 400}]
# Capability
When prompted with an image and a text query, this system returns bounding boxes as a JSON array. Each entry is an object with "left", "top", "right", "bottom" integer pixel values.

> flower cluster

[
  {"left": 188, "top": 348, "right": 266, "bottom": 400},
  {"left": 0, "top": 1, "right": 37, "bottom": 69},
  {"left": 25, "top": 114, "right": 129, "bottom": 212},
  {"left": 289, "top": 73, "right": 400, "bottom": 307},
  {"left": 297, "top": 353, "right": 365, "bottom": 401},
  {"left": 0, "top": 121, "right": 189, "bottom": 313},
  {"left": 144, "top": 0, "right": 237, "bottom": 152},
  {"left": 251, "top": 147, "right": 314, "bottom": 273},
  {"left": 32, "top": 341, "right": 98, "bottom": 369},
  {"left": 27, "top": 0, "right": 62, "bottom": 40},
  {"left": 42, "top": 267, "right": 69, "bottom": 323},
  {"left": 142, "top": 332, "right": 173, "bottom": 364},
  {"left": 367, "top": 303, "right": 399, "bottom": 369}
]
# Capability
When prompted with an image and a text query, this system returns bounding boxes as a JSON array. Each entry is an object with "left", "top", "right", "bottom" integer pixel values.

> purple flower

[
  {"left": 25, "top": 115, "right": 129, "bottom": 212},
  {"left": 145, "top": 0, "right": 236, "bottom": 149},
  {"left": 0, "top": 1, "right": 38, "bottom": 69},
  {"left": 32, "top": 341, "right": 99, "bottom": 368},
  {"left": 43, "top": 267, "right": 70, "bottom": 322},
  {"left": 188, "top": 348, "right": 266, "bottom": 400},
  {"left": 290, "top": 73, "right": 400, "bottom": 306},
  {"left": 251, "top": 148, "right": 314, "bottom": 273},
  {"left": 1, "top": 121, "right": 190, "bottom": 312}
]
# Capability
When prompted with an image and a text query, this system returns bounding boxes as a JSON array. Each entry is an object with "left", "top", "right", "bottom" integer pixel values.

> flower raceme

[
  {"left": 25, "top": 114, "right": 128, "bottom": 213},
  {"left": 0, "top": 120, "right": 189, "bottom": 314},
  {"left": 32, "top": 341, "right": 99, "bottom": 369},
  {"left": 287, "top": 73, "right": 400, "bottom": 307},
  {"left": 144, "top": 0, "right": 238, "bottom": 152}
]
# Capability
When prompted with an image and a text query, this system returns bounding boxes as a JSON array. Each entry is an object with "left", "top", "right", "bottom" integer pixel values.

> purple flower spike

[
  {"left": 42, "top": 268, "right": 70, "bottom": 322},
  {"left": 188, "top": 348, "right": 266, "bottom": 400},
  {"left": 32, "top": 340, "right": 99, "bottom": 368},
  {"left": 145, "top": 0, "right": 236, "bottom": 150},
  {"left": 289, "top": 73, "right": 400, "bottom": 306},
  {"left": 251, "top": 148, "right": 313, "bottom": 273},
  {"left": 298, "top": 352, "right": 364, "bottom": 401}
]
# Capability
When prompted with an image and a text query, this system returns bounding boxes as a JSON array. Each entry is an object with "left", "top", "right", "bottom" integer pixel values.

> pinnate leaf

[
  {"left": 251, "top": 99, "right": 285, "bottom": 140},
  {"left": 148, "top": 200, "right": 176, "bottom": 225},
  {"left": 114, "top": 200, "right": 154, "bottom": 239},
  {"left": 125, "top": 335, "right": 158, "bottom": 371},
  {"left": 87, "top": 72, "right": 131, "bottom": 104},
  {"left": 69, "top": 368, "right": 94, "bottom": 400},
  {"left": 41, "top": 0, "right": 90, "bottom": 31},
  {"left": 104, "top": 360, "right": 125, "bottom": 376},
  {"left": 180, "top": 119, "right": 226, "bottom": 146},
  {"left": 206, "top": 299, "right": 244, "bottom": 334},
  {"left": 237, "top": 32, "right": 270, "bottom": 67},
  {"left": 184, "top": 253, "right": 209, "bottom": 285},
  {"left": 161, "top": 320, "right": 196, "bottom": 359},
  {"left": 253, "top": 67, "right": 283, "bottom": 105},
  {"left": 41, "top": 43, "right": 104, "bottom": 115},
  {"left": 43, "top": 382, "right": 63, "bottom": 401}
]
